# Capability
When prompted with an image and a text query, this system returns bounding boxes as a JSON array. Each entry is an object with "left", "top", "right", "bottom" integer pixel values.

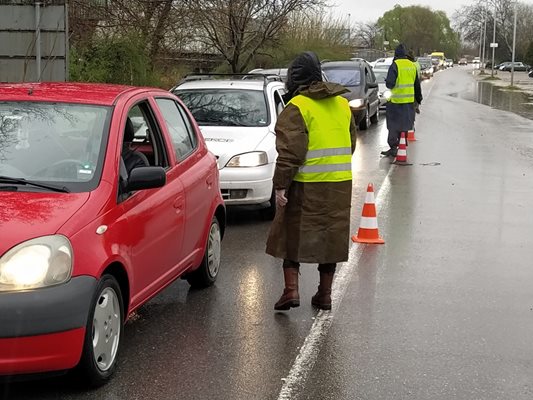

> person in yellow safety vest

[
  {"left": 407, "top": 49, "right": 422, "bottom": 123},
  {"left": 408, "top": 49, "right": 422, "bottom": 79},
  {"left": 381, "top": 44, "right": 423, "bottom": 157},
  {"left": 266, "top": 51, "right": 357, "bottom": 311}
]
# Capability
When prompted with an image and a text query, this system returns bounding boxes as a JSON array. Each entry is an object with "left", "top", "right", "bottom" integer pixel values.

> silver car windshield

[
  {"left": 322, "top": 69, "right": 361, "bottom": 86},
  {"left": 176, "top": 89, "right": 269, "bottom": 127},
  {"left": 0, "top": 102, "right": 110, "bottom": 192}
]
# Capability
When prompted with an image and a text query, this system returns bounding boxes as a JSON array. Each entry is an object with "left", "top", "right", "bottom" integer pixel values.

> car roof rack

[{"left": 177, "top": 73, "right": 283, "bottom": 88}]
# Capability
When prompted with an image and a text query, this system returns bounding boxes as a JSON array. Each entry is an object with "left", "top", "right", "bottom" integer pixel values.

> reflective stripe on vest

[
  {"left": 288, "top": 94, "right": 353, "bottom": 183},
  {"left": 391, "top": 59, "right": 417, "bottom": 104}
]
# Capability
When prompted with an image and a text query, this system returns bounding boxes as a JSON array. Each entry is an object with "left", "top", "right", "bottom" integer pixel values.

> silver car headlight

[
  {"left": 348, "top": 99, "right": 365, "bottom": 108},
  {"left": 226, "top": 151, "right": 268, "bottom": 167},
  {"left": 0, "top": 235, "right": 73, "bottom": 291}
]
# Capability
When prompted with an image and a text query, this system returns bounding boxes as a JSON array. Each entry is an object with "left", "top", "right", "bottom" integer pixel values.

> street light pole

[
  {"left": 491, "top": 2, "right": 496, "bottom": 78},
  {"left": 482, "top": 8, "right": 487, "bottom": 69},
  {"left": 511, "top": 2, "right": 517, "bottom": 86},
  {"left": 478, "top": 13, "right": 483, "bottom": 61},
  {"left": 347, "top": 13, "right": 351, "bottom": 45}
]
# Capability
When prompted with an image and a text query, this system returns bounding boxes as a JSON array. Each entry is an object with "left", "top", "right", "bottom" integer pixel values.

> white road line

[{"left": 276, "top": 172, "right": 394, "bottom": 400}]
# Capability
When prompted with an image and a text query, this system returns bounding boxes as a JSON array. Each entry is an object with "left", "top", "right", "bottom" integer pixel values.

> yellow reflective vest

[
  {"left": 288, "top": 94, "right": 353, "bottom": 183},
  {"left": 390, "top": 59, "right": 417, "bottom": 104}
]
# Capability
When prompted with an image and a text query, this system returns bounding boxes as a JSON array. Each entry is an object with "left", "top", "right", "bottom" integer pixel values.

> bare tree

[
  {"left": 186, "top": 0, "right": 327, "bottom": 72},
  {"left": 70, "top": 0, "right": 191, "bottom": 70},
  {"left": 453, "top": 0, "right": 533, "bottom": 60},
  {"left": 353, "top": 22, "right": 382, "bottom": 49}
]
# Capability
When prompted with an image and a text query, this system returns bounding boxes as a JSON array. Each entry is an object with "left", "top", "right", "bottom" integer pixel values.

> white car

[
  {"left": 173, "top": 76, "right": 285, "bottom": 219},
  {"left": 373, "top": 57, "right": 394, "bottom": 70},
  {"left": 371, "top": 67, "right": 391, "bottom": 110}
]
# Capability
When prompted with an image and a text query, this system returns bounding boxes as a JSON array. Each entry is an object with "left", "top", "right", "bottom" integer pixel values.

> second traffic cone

[
  {"left": 352, "top": 183, "right": 385, "bottom": 244},
  {"left": 395, "top": 132, "right": 408, "bottom": 163},
  {"left": 407, "top": 129, "right": 416, "bottom": 141}
]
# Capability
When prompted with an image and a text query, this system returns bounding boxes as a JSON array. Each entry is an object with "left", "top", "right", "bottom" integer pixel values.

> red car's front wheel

[{"left": 76, "top": 274, "right": 124, "bottom": 387}]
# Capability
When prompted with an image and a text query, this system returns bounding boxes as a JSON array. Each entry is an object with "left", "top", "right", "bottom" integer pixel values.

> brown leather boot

[
  {"left": 274, "top": 268, "right": 300, "bottom": 310},
  {"left": 312, "top": 272, "right": 334, "bottom": 310}
]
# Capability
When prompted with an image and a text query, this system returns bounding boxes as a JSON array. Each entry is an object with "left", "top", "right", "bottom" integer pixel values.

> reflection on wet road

[{"left": 453, "top": 78, "right": 533, "bottom": 120}]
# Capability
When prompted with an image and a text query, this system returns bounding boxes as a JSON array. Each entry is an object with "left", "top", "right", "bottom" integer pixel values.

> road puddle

[{"left": 454, "top": 80, "right": 533, "bottom": 120}]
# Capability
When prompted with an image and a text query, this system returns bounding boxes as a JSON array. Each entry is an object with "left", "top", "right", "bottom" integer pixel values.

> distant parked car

[
  {"left": 458, "top": 58, "right": 468, "bottom": 65},
  {"left": 321, "top": 59, "right": 380, "bottom": 130},
  {"left": 500, "top": 62, "right": 530, "bottom": 72}
]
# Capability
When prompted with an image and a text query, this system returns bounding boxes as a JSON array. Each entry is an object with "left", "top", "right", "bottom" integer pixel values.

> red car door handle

[{"left": 173, "top": 197, "right": 184, "bottom": 209}]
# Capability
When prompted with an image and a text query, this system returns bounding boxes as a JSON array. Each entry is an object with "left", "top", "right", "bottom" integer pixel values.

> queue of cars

[{"left": 0, "top": 52, "right": 450, "bottom": 384}]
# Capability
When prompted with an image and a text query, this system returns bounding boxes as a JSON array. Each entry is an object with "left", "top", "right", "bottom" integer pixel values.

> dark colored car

[
  {"left": 417, "top": 57, "right": 434, "bottom": 80},
  {"left": 321, "top": 60, "right": 379, "bottom": 130}
]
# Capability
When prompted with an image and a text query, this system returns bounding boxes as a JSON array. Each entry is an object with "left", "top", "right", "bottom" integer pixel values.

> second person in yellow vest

[{"left": 381, "top": 44, "right": 423, "bottom": 157}]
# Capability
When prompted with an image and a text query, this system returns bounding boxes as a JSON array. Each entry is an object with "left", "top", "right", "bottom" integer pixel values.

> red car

[{"left": 0, "top": 83, "right": 225, "bottom": 385}]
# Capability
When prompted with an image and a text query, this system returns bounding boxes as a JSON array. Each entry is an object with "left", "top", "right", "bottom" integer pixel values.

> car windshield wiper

[{"left": 0, "top": 176, "right": 70, "bottom": 193}]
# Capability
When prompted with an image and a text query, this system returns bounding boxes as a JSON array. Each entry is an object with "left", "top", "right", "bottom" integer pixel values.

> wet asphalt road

[{"left": 2, "top": 67, "right": 533, "bottom": 399}]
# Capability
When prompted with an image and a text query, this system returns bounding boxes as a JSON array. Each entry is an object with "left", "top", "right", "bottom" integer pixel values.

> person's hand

[
  {"left": 276, "top": 189, "right": 288, "bottom": 208},
  {"left": 415, "top": 104, "right": 421, "bottom": 114}
]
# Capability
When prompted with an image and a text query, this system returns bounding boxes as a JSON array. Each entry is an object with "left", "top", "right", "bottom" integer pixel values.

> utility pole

[
  {"left": 478, "top": 13, "right": 483, "bottom": 62},
  {"left": 481, "top": 7, "right": 487, "bottom": 69},
  {"left": 35, "top": 2, "right": 42, "bottom": 82},
  {"left": 491, "top": 2, "right": 497, "bottom": 78},
  {"left": 511, "top": 2, "right": 517, "bottom": 86}
]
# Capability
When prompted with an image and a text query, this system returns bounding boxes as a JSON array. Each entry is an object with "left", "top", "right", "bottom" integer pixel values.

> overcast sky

[{"left": 330, "top": 0, "right": 470, "bottom": 23}]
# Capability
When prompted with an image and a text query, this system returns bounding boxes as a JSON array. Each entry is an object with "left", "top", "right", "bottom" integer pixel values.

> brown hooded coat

[{"left": 266, "top": 81, "right": 357, "bottom": 264}]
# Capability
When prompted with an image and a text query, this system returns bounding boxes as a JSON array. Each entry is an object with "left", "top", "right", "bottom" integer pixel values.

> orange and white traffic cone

[
  {"left": 407, "top": 129, "right": 416, "bottom": 141},
  {"left": 351, "top": 183, "right": 385, "bottom": 244},
  {"left": 395, "top": 132, "right": 408, "bottom": 163}
]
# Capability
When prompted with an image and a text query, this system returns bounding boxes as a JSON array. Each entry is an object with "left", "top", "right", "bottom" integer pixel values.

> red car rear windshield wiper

[{"left": 0, "top": 175, "right": 70, "bottom": 193}]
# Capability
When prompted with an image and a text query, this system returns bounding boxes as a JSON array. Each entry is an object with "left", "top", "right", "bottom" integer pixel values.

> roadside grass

[{"left": 483, "top": 76, "right": 501, "bottom": 81}]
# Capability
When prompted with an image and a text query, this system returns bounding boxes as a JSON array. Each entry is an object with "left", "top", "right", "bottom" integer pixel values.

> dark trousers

[
  {"left": 387, "top": 129, "right": 403, "bottom": 149},
  {"left": 283, "top": 259, "right": 336, "bottom": 273}
]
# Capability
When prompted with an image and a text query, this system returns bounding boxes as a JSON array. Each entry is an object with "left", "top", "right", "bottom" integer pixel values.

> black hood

[
  {"left": 394, "top": 44, "right": 407, "bottom": 59},
  {"left": 285, "top": 51, "right": 323, "bottom": 102}
]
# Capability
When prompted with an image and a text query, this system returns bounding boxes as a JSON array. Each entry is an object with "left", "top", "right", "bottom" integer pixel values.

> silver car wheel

[
  {"left": 92, "top": 287, "right": 121, "bottom": 372},
  {"left": 207, "top": 221, "right": 221, "bottom": 278}
]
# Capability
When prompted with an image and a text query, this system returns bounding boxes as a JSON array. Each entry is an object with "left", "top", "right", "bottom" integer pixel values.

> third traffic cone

[
  {"left": 395, "top": 132, "right": 408, "bottom": 163},
  {"left": 351, "top": 183, "right": 385, "bottom": 244},
  {"left": 407, "top": 129, "right": 417, "bottom": 141}
]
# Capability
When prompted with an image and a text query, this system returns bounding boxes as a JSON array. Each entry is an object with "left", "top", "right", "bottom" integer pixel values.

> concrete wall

[{"left": 0, "top": 3, "right": 67, "bottom": 82}]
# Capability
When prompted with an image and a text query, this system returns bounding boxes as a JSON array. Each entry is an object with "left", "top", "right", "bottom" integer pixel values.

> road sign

[{"left": 490, "top": 43, "right": 499, "bottom": 48}]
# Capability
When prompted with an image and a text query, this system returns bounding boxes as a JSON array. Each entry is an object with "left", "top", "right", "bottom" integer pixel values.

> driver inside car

[{"left": 122, "top": 117, "right": 149, "bottom": 174}]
